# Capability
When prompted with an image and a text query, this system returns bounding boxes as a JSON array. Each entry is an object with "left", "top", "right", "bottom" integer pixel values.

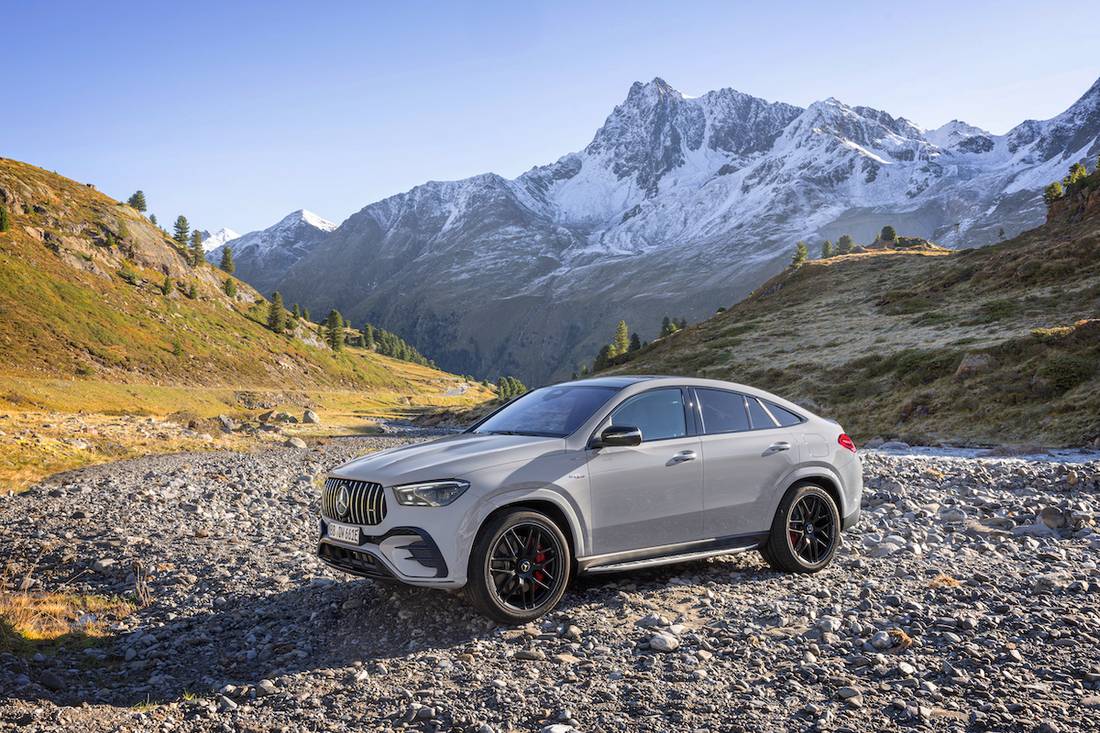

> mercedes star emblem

[{"left": 335, "top": 485, "right": 350, "bottom": 518}]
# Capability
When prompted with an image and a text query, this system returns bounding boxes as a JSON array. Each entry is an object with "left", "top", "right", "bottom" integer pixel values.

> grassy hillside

[
  {"left": 604, "top": 177, "right": 1100, "bottom": 447},
  {"left": 0, "top": 158, "right": 491, "bottom": 488}
]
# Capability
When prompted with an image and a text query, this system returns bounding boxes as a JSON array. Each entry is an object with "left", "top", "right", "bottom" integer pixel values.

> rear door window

[
  {"left": 747, "top": 397, "right": 777, "bottom": 429},
  {"left": 697, "top": 389, "right": 750, "bottom": 434}
]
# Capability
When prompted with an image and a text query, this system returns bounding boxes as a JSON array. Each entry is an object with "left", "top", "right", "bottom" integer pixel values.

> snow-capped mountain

[
  {"left": 244, "top": 75, "right": 1100, "bottom": 383},
  {"left": 205, "top": 210, "right": 335, "bottom": 296},
  {"left": 199, "top": 227, "right": 240, "bottom": 253}
]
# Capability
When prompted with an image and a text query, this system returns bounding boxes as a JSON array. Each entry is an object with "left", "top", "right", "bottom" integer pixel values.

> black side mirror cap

[{"left": 594, "top": 425, "right": 643, "bottom": 448}]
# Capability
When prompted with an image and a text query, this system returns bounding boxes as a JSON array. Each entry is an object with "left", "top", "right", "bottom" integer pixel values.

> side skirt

[{"left": 578, "top": 532, "right": 768, "bottom": 575}]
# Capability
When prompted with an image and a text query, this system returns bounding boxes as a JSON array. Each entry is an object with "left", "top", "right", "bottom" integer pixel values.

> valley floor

[
  {"left": 1, "top": 441, "right": 1098, "bottom": 732},
  {"left": 0, "top": 376, "right": 485, "bottom": 493}
]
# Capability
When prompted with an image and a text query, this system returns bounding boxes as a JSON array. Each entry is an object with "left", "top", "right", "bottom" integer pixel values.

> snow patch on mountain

[{"left": 199, "top": 227, "right": 240, "bottom": 252}]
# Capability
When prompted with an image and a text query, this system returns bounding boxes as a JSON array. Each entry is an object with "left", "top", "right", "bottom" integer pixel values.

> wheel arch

[
  {"left": 778, "top": 465, "right": 847, "bottom": 518},
  {"left": 479, "top": 499, "right": 578, "bottom": 561},
  {"left": 790, "top": 474, "right": 843, "bottom": 517}
]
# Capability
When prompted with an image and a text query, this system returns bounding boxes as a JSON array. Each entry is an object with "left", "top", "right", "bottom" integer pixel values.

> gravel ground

[{"left": 1, "top": 438, "right": 1099, "bottom": 732}]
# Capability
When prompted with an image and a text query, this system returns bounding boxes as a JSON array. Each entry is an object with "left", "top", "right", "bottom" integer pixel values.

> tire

[
  {"left": 760, "top": 483, "right": 841, "bottom": 573},
  {"left": 465, "top": 509, "right": 571, "bottom": 624}
]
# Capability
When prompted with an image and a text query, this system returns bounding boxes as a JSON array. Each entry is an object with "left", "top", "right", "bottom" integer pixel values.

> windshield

[{"left": 472, "top": 385, "right": 620, "bottom": 438}]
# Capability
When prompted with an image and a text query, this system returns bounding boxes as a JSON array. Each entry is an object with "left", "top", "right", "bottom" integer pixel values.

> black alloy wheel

[
  {"left": 466, "top": 509, "right": 571, "bottom": 623},
  {"left": 761, "top": 483, "right": 841, "bottom": 573}
]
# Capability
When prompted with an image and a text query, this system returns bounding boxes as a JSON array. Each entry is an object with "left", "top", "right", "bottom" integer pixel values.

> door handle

[
  {"left": 766, "top": 441, "right": 791, "bottom": 453},
  {"left": 670, "top": 450, "right": 697, "bottom": 463}
]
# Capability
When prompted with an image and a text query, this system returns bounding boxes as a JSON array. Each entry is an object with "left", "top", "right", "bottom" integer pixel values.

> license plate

[{"left": 327, "top": 521, "right": 360, "bottom": 545}]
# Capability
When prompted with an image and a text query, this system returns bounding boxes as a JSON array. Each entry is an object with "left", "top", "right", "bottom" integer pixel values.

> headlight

[{"left": 391, "top": 479, "right": 470, "bottom": 507}]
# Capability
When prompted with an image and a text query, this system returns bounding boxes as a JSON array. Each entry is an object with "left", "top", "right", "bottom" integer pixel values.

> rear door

[
  {"left": 693, "top": 388, "right": 800, "bottom": 538},
  {"left": 587, "top": 387, "right": 703, "bottom": 555}
]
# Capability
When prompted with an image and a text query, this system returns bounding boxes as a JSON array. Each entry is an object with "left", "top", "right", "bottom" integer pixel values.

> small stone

[
  {"left": 256, "top": 679, "right": 277, "bottom": 696},
  {"left": 303, "top": 410, "right": 320, "bottom": 424},
  {"left": 285, "top": 437, "right": 307, "bottom": 449},
  {"left": 514, "top": 649, "right": 546, "bottom": 661},
  {"left": 648, "top": 633, "right": 680, "bottom": 652}
]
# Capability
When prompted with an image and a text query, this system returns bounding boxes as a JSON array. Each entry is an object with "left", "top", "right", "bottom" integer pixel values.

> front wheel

[
  {"left": 465, "top": 509, "right": 571, "bottom": 624},
  {"left": 760, "top": 483, "right": 840, "bottom": 573}
]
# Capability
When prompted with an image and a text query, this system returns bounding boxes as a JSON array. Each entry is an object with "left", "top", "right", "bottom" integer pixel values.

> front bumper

[{"left": 317, "top": 517, "right": 463, "bottom": 588}]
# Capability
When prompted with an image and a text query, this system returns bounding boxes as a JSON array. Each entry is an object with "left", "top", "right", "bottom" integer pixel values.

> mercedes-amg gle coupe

[{"left": 317, "top": 376, "right": 862, "bottom": 623}]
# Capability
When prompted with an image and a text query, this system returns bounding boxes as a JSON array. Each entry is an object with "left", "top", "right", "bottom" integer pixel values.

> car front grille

[{"left": 321, "top": 477, "right": 387, "bottom": 525}]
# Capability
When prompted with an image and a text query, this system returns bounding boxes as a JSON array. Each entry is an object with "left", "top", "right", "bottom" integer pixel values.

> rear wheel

[
  {"left": 760, "top": 483, "right": 840, "bottom": 573},
  {"left": 465, "top": 509, "right": 571, "bottom": 624}
]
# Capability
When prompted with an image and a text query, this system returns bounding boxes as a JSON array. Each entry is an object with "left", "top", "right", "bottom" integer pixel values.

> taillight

[{"left": 838, "top": 434, "right": 856, "bottom": 453}]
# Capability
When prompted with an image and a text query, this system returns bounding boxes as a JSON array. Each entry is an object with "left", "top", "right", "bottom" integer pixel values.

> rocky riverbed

[{"left": 1, "top": 439, "right": 1098, "bottom": 732}]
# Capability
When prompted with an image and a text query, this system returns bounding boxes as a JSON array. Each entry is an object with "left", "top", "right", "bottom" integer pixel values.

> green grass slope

[
  {"left": 0, "top": 158, "right": 479, "bottom": 393},
  {"left": 604, "top": 178, "right": 1100, "bottom": 447}
]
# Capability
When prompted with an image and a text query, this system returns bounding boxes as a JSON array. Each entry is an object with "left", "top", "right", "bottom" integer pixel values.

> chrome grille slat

[{"left": 321, "top": 477, "right": 387, "bottom": 525}]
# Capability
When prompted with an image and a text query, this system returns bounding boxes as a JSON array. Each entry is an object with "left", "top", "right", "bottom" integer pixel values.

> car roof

[{"left": 554, "top": 375, "right": 815, "bottom": 417}]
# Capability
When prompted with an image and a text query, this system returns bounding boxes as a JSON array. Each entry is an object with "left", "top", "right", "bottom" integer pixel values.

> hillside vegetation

[
  {"left": 605, "top": 173, "right": 1100, "bottom": 447},
  {"left": 0, "top": 158, "right": 490, "bottom": 488}
]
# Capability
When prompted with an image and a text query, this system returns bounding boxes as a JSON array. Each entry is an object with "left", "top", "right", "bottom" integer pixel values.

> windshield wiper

[{"left": 481, "top": 430, "right": 563, "bottom": 437}]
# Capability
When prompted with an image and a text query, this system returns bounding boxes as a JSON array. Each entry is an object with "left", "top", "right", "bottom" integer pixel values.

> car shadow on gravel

[{"left": 8, "top": 555, "right": 783, "bottom": 708}]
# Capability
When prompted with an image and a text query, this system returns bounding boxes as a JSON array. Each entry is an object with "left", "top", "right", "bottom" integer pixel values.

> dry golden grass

[
  {"left": 888, "top": 628, "right": 915, "bottom": 649},
  {"left": 0, "top": 562, "right": 135, "bottom": 654},
  {"left": 928, "top": 574, "right": 963, "bottom": 589}
]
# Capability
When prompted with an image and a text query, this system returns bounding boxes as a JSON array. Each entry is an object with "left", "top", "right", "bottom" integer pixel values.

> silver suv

[{"left": 317, "top": 376, "right": 862, "bottom": 623}]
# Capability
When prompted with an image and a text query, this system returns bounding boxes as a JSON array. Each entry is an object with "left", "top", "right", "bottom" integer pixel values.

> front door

[{"left": 587, "top": 388, "right": 704, "bottom": 555}]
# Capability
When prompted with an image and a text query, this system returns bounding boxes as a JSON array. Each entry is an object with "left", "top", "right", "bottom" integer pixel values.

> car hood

[{"left": 331, "top": 433, "right": 566, "bottom": 485}]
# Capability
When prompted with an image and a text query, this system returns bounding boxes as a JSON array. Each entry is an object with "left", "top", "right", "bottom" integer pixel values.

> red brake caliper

[{"left": 534, "top": 545, "right": 546, "bottom": 582}]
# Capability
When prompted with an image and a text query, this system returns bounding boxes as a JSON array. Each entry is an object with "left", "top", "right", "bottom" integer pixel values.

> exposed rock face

[{"left": 238, "top": 76, "right": 1100, "bottom": 383}]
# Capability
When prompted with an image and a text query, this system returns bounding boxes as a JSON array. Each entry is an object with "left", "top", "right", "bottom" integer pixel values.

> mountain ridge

[{"left": 225, "top": 75, "right": 1100, "bottom": 383}]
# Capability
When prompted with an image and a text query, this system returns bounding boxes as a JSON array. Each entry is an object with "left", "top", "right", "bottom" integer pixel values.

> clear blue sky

[{"left": 6, "top": 0, "right": 1098, "bottom": 233}]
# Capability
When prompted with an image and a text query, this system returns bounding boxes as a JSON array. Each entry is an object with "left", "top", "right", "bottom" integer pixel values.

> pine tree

[
  {"left": 224, "top": 279, "right": 237, "bottom": 298},
  {"left": 880, "top": 225, "right": 897, "bottom": 242},
  {"left": 363, "top": 324, "right": 375, "bottom": 350},
  {"left": 1043, "top": 181, "right": 1064, "bottom": 207},
  {"left": 219, "top": 246, "right": 235, "bottom": 274},
  {"left": 0, "top": 205, "right": 9, "bottom": 233},
  {"left": 792, "top": 241, "right": 808, "bottom": 266},
  {"left": 303, "top": 308, "right": 311, "bottom": 322},
  {"left": 837, "top": 234, "right": 854, "bottom": 254},
  {"left": 189, "top": 230, "right": 204, "bottom": 266},
  {"left": 820, "top": 240, "right": 833, "bottom": 259},
  {"left": 127, "top": 190, "right": 147, "bottom": 212},
  {"left": 187, "top": 282, "right": 197, "bottom": 299},
  {"left": 629, "top": 332, "right": 641, "bottom": 352},
  {"left": 291, "top": 304, "right": 300, "bottom": 319},
  {"left": 268, "top": 292, "right": 286, "bottom": 333},
  {"left": 611, "top": 320, "right": 629, "bottom": 356},
  {"left": 149, "top": 214, "right": 158, "bottom": 227},
  {"left": 1064, "top": 162, "right": 1088, "bottom": 188},
  {"left": 172, "top": 338, "right": 182, "bottom": 357},
  {"left": 161, "top": 275, "right": 172, "bottom": 295},
  {"left": 497, "top": 376, "right": 511, "bottom": 400},
  {"left": 593, "top": 344, "right": 612, "bottom": 372},
  {"left": 660, "top": 316, "right": 678, "bottom": 337},
  {"left": 678, "top": 318, "right": 688, "bottom": 330},
  {"left": 173, "top": 216, "right": 190, "bottom": 246},
  {"left": 325, "top": 309, "right": 344, "bottom": 350}
]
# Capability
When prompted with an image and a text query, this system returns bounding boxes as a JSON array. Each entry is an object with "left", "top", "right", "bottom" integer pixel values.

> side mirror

[{"left": 595, "top": 425, "right": 642, "bottom": 447}]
